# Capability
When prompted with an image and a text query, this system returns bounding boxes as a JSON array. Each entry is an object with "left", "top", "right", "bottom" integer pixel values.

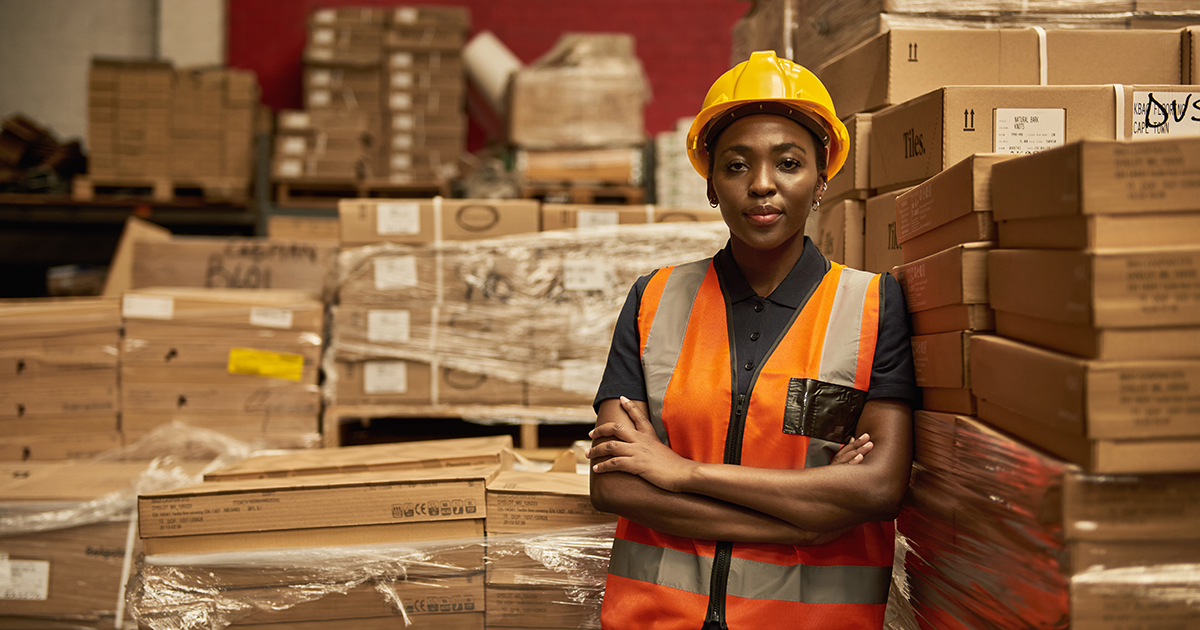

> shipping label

[
  {"left": 1132, "top": 91, "right": 1200, "bottom": 137},
  {"left": 0, "top": 560, "right": 49, "bottom": 601},
  {"left": 227, "top": 348, "right": 305, "bottom": 382},
  {"left": 562, "top": 260, "right": 613, "bottom": 292},
  {"left": 367, "top": 309, "right": 412, "bottom": 343},
  {"left": 576, "top": 210, "right": 620, "bottom": 232},
  {"left": 123, "top": 295, "right": 174, "bottom": 320},
  {"left": 994, "top": 108, "right": 1065, "bottom": 154},
  {"left": 249, "top": 307, "right": 294, "bottom": 330},
  {"left": 376, "top": 202, "right": 421, "bottom": 236},
  {"left": 364, "top": 360, "right": 408, "bottom": 394},
  {"left": 373, "top": 255, "right": 419, "bottom": 290}
]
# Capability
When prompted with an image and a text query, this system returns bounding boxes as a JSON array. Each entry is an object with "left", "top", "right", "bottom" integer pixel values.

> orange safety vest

[{"left": 601, "top": 257, "right": 894, "bottom": 630}]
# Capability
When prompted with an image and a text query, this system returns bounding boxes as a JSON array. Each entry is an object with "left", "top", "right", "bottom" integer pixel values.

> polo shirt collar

[{"left": 713, "top": 236, "right": 830, "bottom": 309}]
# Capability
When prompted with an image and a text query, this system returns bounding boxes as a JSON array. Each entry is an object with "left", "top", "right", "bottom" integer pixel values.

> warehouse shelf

[
  {"left": 0, "top": 193, "right": 258, "bottom": 227},
  {"left": 323, "top": 404, "right": 596, "bottom": 450}
]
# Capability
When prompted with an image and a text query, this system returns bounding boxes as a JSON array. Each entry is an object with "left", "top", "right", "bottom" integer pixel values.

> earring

[{"left": 709, "top": 198, "right": 719, "bottom": 208}]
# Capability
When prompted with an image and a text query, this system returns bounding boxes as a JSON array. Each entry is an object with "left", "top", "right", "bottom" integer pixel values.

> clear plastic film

[
  {"left": 893, "top": 410, "right": 1200, "bottom": 628},
  {"left": 128, "top": 523, "right": 615, "bottom": 630},
  {"left": 328, "top": 221, "right": 728, "bottom": 408}
]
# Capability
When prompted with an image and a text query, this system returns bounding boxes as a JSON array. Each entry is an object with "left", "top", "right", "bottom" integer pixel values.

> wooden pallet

[
  {"left": 72, "top": 176, "right": 249, "bottom": 204},
  {"left": 275, "top": 177, "right": 450, "bottom": 208},
  {"left": 322, "top": 404, "right": 595, "bottom": 449},
  {"left": 520, "top": 183, "right": 645, "bottom": 205}
]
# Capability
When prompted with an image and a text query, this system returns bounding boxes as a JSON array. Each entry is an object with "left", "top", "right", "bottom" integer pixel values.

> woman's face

[{"left": 708, "top": 113, "right": 824, "bottom": 254}]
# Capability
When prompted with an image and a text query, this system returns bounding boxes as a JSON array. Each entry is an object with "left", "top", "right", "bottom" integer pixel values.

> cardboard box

[
  {"left": 998, "top": 212, "right": 1200, "bottom": 250},
  {"left": 870, "top": 85, "right": 1124, "bottom": 190},
  {"left": 824, "top": 113, "right": 872, "bottom": 203},
  {"left": 1063, "top": 471, "right": 1200, "bottom": 541},
  {"left": 120, "top": 411, "right": 318, "bottom": 446},
  {"left": 814, "top": 199, "right": 865, "bottom": 269},
  {"left": 206, "top": 435, "right": 513, "bottom": 482},
  {"left": 268, "top": 216, "right": 340, "bottom": 241},
  {"left": 911, "top": 331, "right": 972, "bottom": 389},
  {"left": 121, "top": 325, "right": 322, "bottom": 371},
  {"left": 0, "top": 432, "right": 121, "bottom": 460},
  {"left": 122, "top": 288, "right": 325, "bottom": 331},
  {"left": 229, "top": 578, "right": 483, "bottom": 625},
  {"left": 991, "top": 136, "right": 1200, "bottom": 221},
  {"left": 910, "top": 303, "right": 994, "bottom": 336},
  {"left": 331, "top": 360, "right": 528, "bottom": 407},
  {"left": 894, "top": 243, "right": 991, "bottom": 313},
  {"left": 0, "top": 384, "right": 119, "bottom": 419},
  {"left": 894, "top": 153, "right": 1012, "bottom": 262},
  {"left": 338, "top": 198, "right": 540, "bottom": 245},
  {"left": 517, "top": 148, "right": 643, "bottom": 185},
  {"left": 995, "top": 310, "right": 1200, "bottom": 361},
  {"left": 485, "top": 471, "right": 615, "bottom": 535},
  {"left": 0, "top": 297, "right": 122, "bottom": 339},
  {"left": 819, "top": 29, "right": 1041, "bottom": 116},
  {"left": 863, "top": 187, "right": 911, "bottom": 274},
  {"left": 139, "top": 464, "right": 499, "bottom": 539},
  {"left": 988, "top": 246, "right": 1200, "bottom": 328},
  {"left": 1188, "top": 26, "right": 1199, "bottom": 84},
  {"left": 918, "top": 387, "right": 975, "bottom": 415},
  {"left": 539, "top": 204, "right": 722, "bottom": 231},
  {"left": 485, "top": 585, "right": 603, "bottom": 629},
  {"left": 970, "top": 334, "right": 1200, "bottom": 440}
]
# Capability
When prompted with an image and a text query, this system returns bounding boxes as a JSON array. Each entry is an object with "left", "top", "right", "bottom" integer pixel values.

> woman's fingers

[
  {"left": 619, "top": 396, "right": 654, "bottom": 434},
  {"left": 832, "top": 433, "right": 872, "bottom": 465}
]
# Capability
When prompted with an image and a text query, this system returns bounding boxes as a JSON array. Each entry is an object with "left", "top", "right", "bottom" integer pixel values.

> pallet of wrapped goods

[
  {"left": 509, "top": 34, "right": 647, "bottom": 150},
  {"left": 539, "top": 204, "right": 722, "bottom": 232},
  {"left": 896, "top": 409, "right": 1200, "bottom": 629},
  {"left": 338, "top": 197, "right": 540, "bottom": 245},
  {"left": 0, "top": 298, "right": 121, "bottom": 448},
  {"left": 120, "top": 288, "right": 323, "bottom": 448}
]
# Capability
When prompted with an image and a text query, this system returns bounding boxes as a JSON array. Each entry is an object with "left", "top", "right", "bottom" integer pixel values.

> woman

[{"left": 587, "top": 51, "right": 918, "bottom": 630}]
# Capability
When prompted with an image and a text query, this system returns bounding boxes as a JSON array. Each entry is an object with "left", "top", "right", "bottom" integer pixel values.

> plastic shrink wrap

[
  {"left": 0, "top": 425, "right": 254, "bottom": 628},
  {"left": 327, "top": 221, "right": 729, "bottom": 412},
  {"left": 885, "top": 410, "right": 1200, "bottom": 629}
]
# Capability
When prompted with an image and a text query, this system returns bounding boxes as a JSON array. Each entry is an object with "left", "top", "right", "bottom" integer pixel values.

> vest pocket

[{"left": 783, "top": 378, "right": 867, "bottom": 443}]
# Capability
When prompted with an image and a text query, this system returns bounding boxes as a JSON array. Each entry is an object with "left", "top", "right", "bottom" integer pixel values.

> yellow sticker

[{"left": 227, "top": 347, "right": 305, "bottom": 382}]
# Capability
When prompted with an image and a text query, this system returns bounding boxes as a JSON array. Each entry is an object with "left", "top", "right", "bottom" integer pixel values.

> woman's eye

[
  {"left": 779, "top": 158, "right": 801, "bottom": 170},
  {"left": 726, "top": 161, "right": 748, "bottom": 172}
]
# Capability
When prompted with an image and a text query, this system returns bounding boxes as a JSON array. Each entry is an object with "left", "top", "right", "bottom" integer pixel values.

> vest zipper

[{"left": 702, "top": 393, "right": 748, "bottom": 630}]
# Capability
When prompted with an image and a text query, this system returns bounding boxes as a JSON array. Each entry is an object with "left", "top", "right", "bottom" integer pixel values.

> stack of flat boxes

[
  {"left": 119, "top": 288, "right": 323, "bottom": 447},
  {"left": 485, "top": 471, "right": 616, "bottom": 630},
  {"left": 0, "top": 299, "right": 122, "bottom": 459},
  {"left": 273, "top": 108, "right": 373, "bottom": 180},
  {"left": 382, "top": 6, "right": 469, "bottom": 185},
  {"left": 653, "top": 118, "right": 710, "bottom": 211},
  {"left": 134, "top": 437, "right": 513, "bottom": 629},
  {"left": 87, "top": 59, "right": 172, "bottom": 179},
  {"left": 170, "top": 68, "right": 258, "bottom": 185}
]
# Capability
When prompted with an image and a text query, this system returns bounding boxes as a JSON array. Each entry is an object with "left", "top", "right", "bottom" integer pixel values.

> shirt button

[
  {"left": 750, "top": 332, "right": 760, "bottom": 341},
  {"left": 744, "top": 360, "right": 754, "bottom": 371},
  {"left": 753, "top": 301, "right": 764, "bottom": 313}
]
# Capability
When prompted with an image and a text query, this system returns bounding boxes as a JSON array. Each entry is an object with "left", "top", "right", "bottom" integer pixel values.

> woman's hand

[
  {"left": 587, "top": 396, "right": 697, "bottom": 493},
  {"left": 833, "top": 432, "right": 873, "bottom": 465}
]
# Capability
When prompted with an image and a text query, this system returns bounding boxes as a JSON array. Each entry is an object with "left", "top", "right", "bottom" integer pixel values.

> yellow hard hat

[{"left": 687, "top": 51, "right": 849, "bottom": 179}]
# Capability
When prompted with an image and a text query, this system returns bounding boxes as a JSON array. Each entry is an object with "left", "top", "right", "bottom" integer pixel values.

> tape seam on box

[
  {"left": 114, "top": 510, "right": 137, "bottom": 628},
  {"left": 431, "top": 195, "right": 443, "bottom": 405},
  {"left": 644, "top": 204, "right": 654, "bottom": 224},
  {"left": 1114, "top": 84, "right": 1126, "bottom": 141},
  {"left": 1032, "top": 26, "right": 1047, "bottom": 86}
]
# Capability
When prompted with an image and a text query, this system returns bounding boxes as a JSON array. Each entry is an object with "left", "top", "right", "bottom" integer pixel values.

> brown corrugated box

[
  {"left": 988, "top": 246, "right": 1200, "bottom": 328},
  {"left": 331, "top": 359, "right": 529, "bottom": 407},
  {"left": 0, "top": 432, "right": 121, "bottom": 460},
  {"left": 268, "top": 215, "right": 341, "bottom": 241},
  {"left": 894, "top": 154, "right": 1012, "bottom": 263},
  {"left": 824, "top": 113, "right": 872, "bottom": 203},
  {"left": 971, "top": 334, "right": 1200, "bottom": 442},
  {"left": 814, "top": 199, "right": 865, "bottom": 269},
  {"left": 338, "top": 198, "right": 540, "bottom": 245},
  {"left": 910, "top": 303, "right": 994, "bottom": 336},
  {"left": 911, "top": 331, "right": 972, "bottom": 390},
  {"left": 517, "top": 147, "right": 642, "bottom": 185},
  {"left": 485, "top": 584, "right": 603, "bottom": 629},
  {"left": 894, "top": 242, "right": 991, "bottom": 314},
  {"left": 1063, "top": 471, "right": 1200, "bottom": 541},
  {"left": 995, "top": 310, "right": 1200, "bottom": 361},
  {"left": 224, "top": 578, "right": 483, "bottom": 626},
  {"left": 540, "top": 204, "right": 722, "bottom": 231},
  {"left": 863, "top": 187, "right": 911, "bottom": 274},
  {"left": 485, "top": 471, "right": 615, "bottom": 535}
]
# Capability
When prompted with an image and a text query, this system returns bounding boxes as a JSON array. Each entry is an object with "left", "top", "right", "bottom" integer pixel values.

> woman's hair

[{"left": 705, "top": 115, "right": 828, "bottom": 178}]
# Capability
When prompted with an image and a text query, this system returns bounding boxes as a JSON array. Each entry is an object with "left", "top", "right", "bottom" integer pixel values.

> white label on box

[
  {"left": 390, "top": 154, "right": 414, "bottom": 170},
  {"left": 309, "top": 89, "right": 331, "bottom": 107},
  {"left": 563, "top": 260, "right": 613, "bottom": 292},
  {"left": 373, "top": 255, "right": 419, "bottom": 290},
  {"left": 389, "top": 92, "right": 414, "bottom": 110},
  {"left": 281, "top": 136, "right": 307, "bottom": 155},
  {"left": 994, "top": 108, "right": 1065, "bottom": 154},
  {"left": 279, "top": 111, "right": 311, "bottom": 129},
  {"left": 376, "top": 202, "right": 421, "bottom": 235},
  {"left": 250, "top": 307, "right": 294, "bottom": 329},
  {"left": 391, "top": 72, "right": 414, "bottom": 89},
  {"left": 278, "top": 159, "right": 303, "bottom": 178},
  {"left": 308, "top": 47, "right": 333, "bottom": 61},
  {"left": 1132, "top": 92, "right": 1200, "bottom": 136},
  {"left": 395, "top": 7, "right": 419, "bottom": 23},
  {"left": 123, "top": 295, "right": 174, "bottom": 320},
  {"left": 560, "top": 360, "right": 606, "bottom": 394},
  {"left": 392, "top": 133, "right": 414, "bottom": 150},
  {"left": 0, "top": 560, "right": 49, "bottom": 601},
  {"left": 577, "top": 210, "right": 621, "bottom": 231},
  {"left": 392, "top": 113, "right": 415, "bottom": 131},
  {"left": 391, "top": 52, "right": 415, "bottom": 68},
  {"left": 312, "top": 8, "right": 335, "bottom": 24},
  {"left": 312, "top": 28, "right": 334, "bottom": 46},
  {"left": 568, "top": 310, "right": 610, "bottom": 346},
  {"left": 309, "top": 68, "right": 332, "bottom": 87},
  {"left": 364, "top": 361, "right": 408, "bottom": 394},
  {"left": 367, "top": 309, "right": 411, "bottom": 343}
]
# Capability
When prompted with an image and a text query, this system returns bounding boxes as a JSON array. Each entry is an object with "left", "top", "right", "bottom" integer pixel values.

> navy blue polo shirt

[{"left": 593, "top": 237, "right": 919, "bottom": 410}]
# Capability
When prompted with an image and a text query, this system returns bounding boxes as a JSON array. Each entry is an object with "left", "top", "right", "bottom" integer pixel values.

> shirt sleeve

[
  {"left": 866, "top": 272, "right": 920, "bottom": 405},
  {"left": 592, "top": 273, "right": 655, "bottom": 411}
]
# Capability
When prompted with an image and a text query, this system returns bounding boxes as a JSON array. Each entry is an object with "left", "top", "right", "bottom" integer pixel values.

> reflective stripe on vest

[
  {"left": 641, "top": 259, "right": 711, "bottom": 447},
  {"left": 609, "top": 538, "right": 891, "bottom": 605}
]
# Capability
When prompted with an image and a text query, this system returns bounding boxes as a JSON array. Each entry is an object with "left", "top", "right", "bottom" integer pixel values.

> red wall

[{"left": 228, "top": 0, "right": 748, "bottom": 150}]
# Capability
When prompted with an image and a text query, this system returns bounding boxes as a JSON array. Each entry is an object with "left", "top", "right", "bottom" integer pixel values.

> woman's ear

[{"left": 707, "top": 179, "right": 719, "bottom": 208}]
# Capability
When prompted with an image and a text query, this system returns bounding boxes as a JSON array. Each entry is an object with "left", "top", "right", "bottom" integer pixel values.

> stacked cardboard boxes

[
  {"left": 900, "top": 410, "right": 1200, "bottom": 629},
  {"left": 119, "top": 288, "right": 323, "bottom": 447},
  {"left": 132, "top": 437, "right": 516, "bottom": 629},
  {"left": 170, "top": 67, "right": 258, "bottom": 185},
  {"left": 0, "top": 298, "right": 122, "bottom": 459},
  {"left": 653, "top": 118, "right": 710, "bottom": 211},
  {"left": 87, "top": 59, "right": 172, "bottom": 179},
  {"left": 485, "top": 471, "right": 615, "bottom": 630},
  {"left": 973, "top": 135, "right": 1200, "bottom": 473}
]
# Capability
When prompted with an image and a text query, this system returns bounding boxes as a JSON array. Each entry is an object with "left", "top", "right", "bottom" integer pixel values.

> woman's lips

[{"left": 745, "top": 207, "right": 783, "bottom": 226}]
